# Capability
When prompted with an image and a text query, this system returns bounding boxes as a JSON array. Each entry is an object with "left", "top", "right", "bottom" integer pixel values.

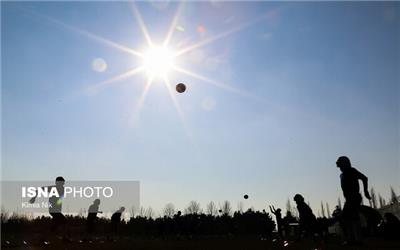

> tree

[
  {"left": 146, "top": 207, "right": 155, "bottom": 218},
  {"left": 220, "top": 200, "right": 232, "bottom": 216},
  {"left": 237, "top": 201, "right": 244, "bottom": 214},
  {"left": 163, "top": 203, "right": 175, "bottom": 218},
  {"left": 139, "top": 206, "right": 146, "bottom": 217},
  {"left": 206, "top": 201, "right": 218, "bottom": 216},
  {"left": 1, "top": 206, "right": 9, "bottom": 223},
  {"left": 337, "top": 197, "right": 342, "bottom": 210},
  {"left": 390, "top": 186, "right": 398, "bottom": 204},
  {"left": 378, "top": 193, "right": 386, "bottom": 208},
  {"left": 326, "top": 202, "right": 331, "bottom": 218},
  {"left": 185, "top": 201, "right": 201, "bottom": 214},
  {"left": 321, "top": 202, "right": 326, "bottom": 218},
  {"left": 286, "top": 198, "right": 293, "bottom": 214},
  {"left": 130, "top": 205, "right": 136, "bottom": 218},
  {"left": 370, "top": 188, "right": 377, "bottom": 209}
]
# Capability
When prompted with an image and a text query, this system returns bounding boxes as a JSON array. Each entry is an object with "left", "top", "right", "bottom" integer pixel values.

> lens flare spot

[
  {"left": 197, "top": 25, "right": 206, "bottom": 35},
  {"left": 176, "top": 25, "right": 185, "bottom": 32},
  {"left": 201, "top": 97, "right": 216, "bottom": 111},
  {"left": 56, "top": 198, "right": 63, "bottom": 206},
  {"left": 92, "top": 58, "right": 107, "bottom": 72}
]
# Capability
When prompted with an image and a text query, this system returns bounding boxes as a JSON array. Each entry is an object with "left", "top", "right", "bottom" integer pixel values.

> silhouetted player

[
  {"left": 87, "top": 199, "right": 102, "bottom": 234},
  {"left": 29, "top": 176, "right": 66, "bottom": 234},
  {"left": 336, "top": 156, "right": 370, "bottom": 245},
  {"left": 293, "top": 194, "right": 317, "bottom": 237},
  {"left": 111, "top": 206, "right": 125, "bottom": 233},
  {"left": 269, "top": 205, "right": 283, "bottom": 238}
]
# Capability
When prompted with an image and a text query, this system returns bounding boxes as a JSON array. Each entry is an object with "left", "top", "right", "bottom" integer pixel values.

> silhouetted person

[
  {"left": 269, "top": 205, "right": 283, "bottom": 238},
  {"left": 87, "top": 199, "right": 102, "bottom": 234},
  {"left": 294, "top": 194, "right": 317, "bottom": 237},
  {"left": 336, "top": 156, "right": 371, "bottom": 245},
  {"left": 173, "top": 211, "right": 182, "bottom": 237},
  {"left": 332, "top": 205, "right": 341, "bottom": 218},
  {"left": 111, "top": 206, "right": 125, "bottom": 234},
  {"left": 29, "top": 176, "right": 67, "bottom": 236}
]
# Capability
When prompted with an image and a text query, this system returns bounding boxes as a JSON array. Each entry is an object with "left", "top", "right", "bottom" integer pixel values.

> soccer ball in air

[{"left": 176, "top": 83, "right": 186, "bottom": 93}]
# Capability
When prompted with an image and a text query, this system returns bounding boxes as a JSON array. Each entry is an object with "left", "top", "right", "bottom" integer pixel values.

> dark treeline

[
  {"left": 129, "top": 210, "right": 275, "bottom": 238},
  {"left": 2, "top": 209, "right": 276, "bottom": 239}
]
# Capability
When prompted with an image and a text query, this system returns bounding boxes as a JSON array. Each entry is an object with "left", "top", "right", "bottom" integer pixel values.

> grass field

[{"left": 2, "top": 236, "right": 400, "bottom": 250}]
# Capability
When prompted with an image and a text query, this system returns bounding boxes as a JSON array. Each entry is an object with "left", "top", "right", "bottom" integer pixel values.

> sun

[
  {"left": 143, "top": 46, "right": 176, "bottom": 78},
  {"left": 78, "top": 2, "right": 258, "bottom": 132}
]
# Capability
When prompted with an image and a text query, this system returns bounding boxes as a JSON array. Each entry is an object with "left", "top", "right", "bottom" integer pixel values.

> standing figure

[
  {"left": 269, "top": 205, "right": 283, "bottom": 238},
  {"left": 336, "top": 156, "right": 371, "bottom": 245}
]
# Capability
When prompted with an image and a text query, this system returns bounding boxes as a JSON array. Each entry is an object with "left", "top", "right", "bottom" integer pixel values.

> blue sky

[{"left": 2, "top": 1, "right": 399, "bottom": 215}]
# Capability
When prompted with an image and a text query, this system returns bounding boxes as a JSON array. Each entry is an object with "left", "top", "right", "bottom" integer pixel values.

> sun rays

[
  {"left": 22, "top": 2, "right": 266, "bottom": 133},
  {"left": 119, "top": 2, "right": 264, "bottom": 130}
]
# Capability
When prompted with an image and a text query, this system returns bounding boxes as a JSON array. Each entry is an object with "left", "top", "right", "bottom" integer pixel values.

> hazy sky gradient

[{"left": 2, "top": 1, "right": 399, "bottom": 215}]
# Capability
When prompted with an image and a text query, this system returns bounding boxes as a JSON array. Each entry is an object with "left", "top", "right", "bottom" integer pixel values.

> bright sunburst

[
  {"left": 142, "top": 46, "right": 176, "bottom": 78},
  {"left": 29, "top": 2, "right": 265, "bottom": 132},
  {"left": 83, "top": 1, "right": 259, "bottom": 132}
]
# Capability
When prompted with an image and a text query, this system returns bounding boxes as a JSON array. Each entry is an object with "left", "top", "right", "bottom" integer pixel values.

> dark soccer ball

[
  {"left": 176, "top": 83, "right": 186, "bottom": 93},
  {"left": 244, "top": 194, "right": 249, "bottom": 199}
]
